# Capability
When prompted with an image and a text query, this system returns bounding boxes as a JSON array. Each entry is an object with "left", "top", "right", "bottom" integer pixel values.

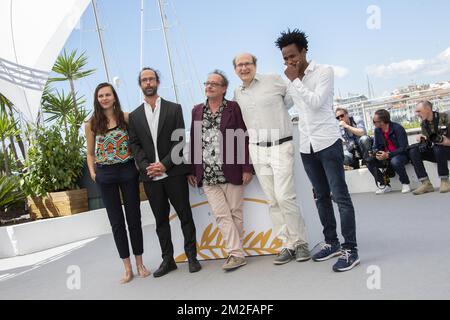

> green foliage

[
  {"left": 21, "top": 125, "right": 86, "bottom": 196},
  {"left": 0, "top": 109, "right": 20, "bottom": 138},
  {"left": 0, "top": 109, "right": 20, "bottom": 175},
  {"left": 49, "top": 50, "right": 96, "bottom": 82},
  {"left": 0, "top": 175, "right": 25, "bottom": 213},
  {"left": 20, "top": 49, "right": 94, "bottom": 196},
  {"left": 402, "top": 120, "right": 421, "bottom": 130},
  {"left": 41, "top": 86, "right": 86, "bottom": 133},
  {"left": 0, "top": 151, "right": 5, "bottom": 174}
]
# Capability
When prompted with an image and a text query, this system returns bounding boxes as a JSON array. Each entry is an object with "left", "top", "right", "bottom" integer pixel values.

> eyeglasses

[
  {"left": 203, "top": 82, "right": 224, "bottom": 88},
  {"left": 235, "top": 62, "right": 254, "bottom": 69},
  {"left": 373, "top": 120, "right": 382, "bottom": 124},
  {"left": 335, "top": 114, "right": 345, "bottom": 120},
  {"left": 141, "top": 77, "right": 157, "bottom": 83}
]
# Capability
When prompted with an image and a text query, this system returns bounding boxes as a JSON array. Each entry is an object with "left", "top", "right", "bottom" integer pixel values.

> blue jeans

[
  {"left": 343, "top": 135, "right": 373, "bottom": 169},
  {"left": 366, "top": 154, "right": 410, "bottom": 185},
  {"left": 408, "top": 144, "right": 450, "bottom": 180},
  {"left": 301, "top": 139, "right": 357, "bottom": 251}
]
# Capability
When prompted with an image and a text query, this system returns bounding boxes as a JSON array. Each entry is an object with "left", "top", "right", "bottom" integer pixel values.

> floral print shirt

[{"left": 202, "top": 100, "right": 227, "bottom": 186}]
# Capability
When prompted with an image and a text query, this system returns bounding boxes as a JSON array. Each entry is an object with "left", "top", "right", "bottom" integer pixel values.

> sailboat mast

[
  {"left": 140, "top": 0, "right": 144, "bottom": 100},
  {"left": 140, "top": 0, "right": 144, "bottom": 71},
  {"left": 157, "top": 0, "right": 180, "bottom": 103},
  {"left": 92, "top": 0, "right": 110, "bottom": 82}
]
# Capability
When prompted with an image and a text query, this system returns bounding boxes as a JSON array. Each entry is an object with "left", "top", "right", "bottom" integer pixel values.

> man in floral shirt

[{"left": 188, "top": 70, "right": 253, "bottom": 271}]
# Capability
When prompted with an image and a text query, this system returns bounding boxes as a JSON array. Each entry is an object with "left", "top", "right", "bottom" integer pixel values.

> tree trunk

[
  {"left": 69, "top": 79, "right": 81, "bottom": 132},
  {"left": 16, "top": 134, "right": 26, "bottom": 159},
  {"left": 1, "top": 140, "right": 10, "bottom": 176},
  {"left": 8, "top": 135, "right": 23, "bottom": 169},
  {"left": 69, "top": 79, "right": 78, "bottom": 116},
  {"left": 7, "top": 105, "right": 26, "bottom": 159},
  {"left": 64, "top": 118, "right": 69, "bottom": 140}
]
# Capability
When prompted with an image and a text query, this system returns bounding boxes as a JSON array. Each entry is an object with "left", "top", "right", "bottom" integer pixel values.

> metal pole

[
  {"left": 140, "top": 0, "right": 144, "bottom": 70},
  {"left": 157, "top": 0, "right": 179, "bottom": 103},
  {"left": 92, "top": 0, "right": 110, "bottom": 82},
  {"left": 140, "top": 0, "right": 144, "bottom": 101}
]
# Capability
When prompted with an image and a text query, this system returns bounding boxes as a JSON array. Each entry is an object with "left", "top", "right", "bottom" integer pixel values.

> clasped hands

[{"left": 146, "top": 162, "right": 166, "bottom": 178}]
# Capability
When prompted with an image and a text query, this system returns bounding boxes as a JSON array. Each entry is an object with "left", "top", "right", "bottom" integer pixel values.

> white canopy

[{"left": 0, "top": 0, "right": 90, "bottom": 123}]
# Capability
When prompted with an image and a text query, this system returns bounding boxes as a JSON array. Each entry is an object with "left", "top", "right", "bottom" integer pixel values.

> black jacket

[
  {"left": 128, "top": 98, "right": 189, "bottom": 182},
  {"left": 373, "top": 121, "right": 409, "bottom": 158}
]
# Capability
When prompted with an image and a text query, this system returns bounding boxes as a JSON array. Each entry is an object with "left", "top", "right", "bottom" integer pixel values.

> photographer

[
  {"left": 367, "top": 109, "right": 411, "bottom": 194},
  {"left": 408, "top": 101, "right": 450, "bottom": 195},
  {"left": 335, "top": 107, "right": 372, "bottom": 169}
]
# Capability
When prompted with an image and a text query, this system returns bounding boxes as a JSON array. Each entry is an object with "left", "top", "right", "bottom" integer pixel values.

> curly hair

[{"left": 275, "top": 28, "right": 309, "bottom": 52}]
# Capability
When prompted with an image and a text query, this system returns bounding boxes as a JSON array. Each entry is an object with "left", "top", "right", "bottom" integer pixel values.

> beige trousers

[
  {"left": 203, "top": 183, "right": 245, "bottom": 258},
  {"left": 249, "top": 141, "right": 308, "bottom": 250}
]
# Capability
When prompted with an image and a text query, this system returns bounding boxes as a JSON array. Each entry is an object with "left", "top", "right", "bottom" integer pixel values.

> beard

[{"left": 142, "top": 86, "right": 158, "bottom": 97}]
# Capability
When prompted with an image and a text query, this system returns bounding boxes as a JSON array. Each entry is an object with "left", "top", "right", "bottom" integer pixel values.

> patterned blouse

[
  {"left": 202, "top": 100, "right": 227, "bottom": 186},
  {"left": 95, "top": 126, "right": 132, "bottom": 165}
]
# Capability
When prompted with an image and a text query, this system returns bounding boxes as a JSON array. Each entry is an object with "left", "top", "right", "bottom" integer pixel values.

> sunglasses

[{"left": 336, "top": 114, "right": 345, "bottom": 120}]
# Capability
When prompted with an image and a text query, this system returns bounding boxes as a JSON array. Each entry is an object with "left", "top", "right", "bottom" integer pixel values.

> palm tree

[
  {"left": 0, "top": 94, "right": 26, "bottom": 164},
  {"left": 0, "top": 110, "right": 20, "bottom": 176},
  {"left": 50, "top": 50, "right": 95, "bottom": 120},
  {"left": 42, "top": 87, "right": 85, "bottom": 138},
  {"left": 0, "top": 175, "right": 25, "bottom": 218}
]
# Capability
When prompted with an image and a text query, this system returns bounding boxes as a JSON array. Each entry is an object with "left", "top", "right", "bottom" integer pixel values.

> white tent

[{"left": 0, "top": 0, "right": 90, "bottom": 123}]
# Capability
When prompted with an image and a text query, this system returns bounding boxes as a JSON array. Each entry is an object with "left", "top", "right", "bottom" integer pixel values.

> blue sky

[{"left": 60, "top": 0, "right": 450, "bottom": 123}]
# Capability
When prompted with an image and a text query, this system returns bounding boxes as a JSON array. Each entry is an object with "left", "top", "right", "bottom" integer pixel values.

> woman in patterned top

[{"left": 85, "top": 83, "right": 150, "bottom": 284}]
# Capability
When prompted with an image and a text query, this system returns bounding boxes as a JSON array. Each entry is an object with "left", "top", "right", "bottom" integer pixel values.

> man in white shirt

[
  {"left": 233, "top": 53, "right": 310, "bottom": 266},
  {"left": 275, "top": 29, "right": 360, "bottom": 272}
]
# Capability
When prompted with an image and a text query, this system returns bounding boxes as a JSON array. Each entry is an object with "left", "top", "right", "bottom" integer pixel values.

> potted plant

[
  {"left": 22, "top": 50, "right": 95, "bottom": 220},
  {"left": 0, "top": 175, "right": 26, "bottom": 225}
]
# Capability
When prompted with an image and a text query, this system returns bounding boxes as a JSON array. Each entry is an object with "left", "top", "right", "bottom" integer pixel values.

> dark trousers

[
  {"left": 409, "top": 144, "right": 450, "bottom": 179},
  {"left": 301, "top": 139, "right": 357, "bottom": 251},
  {"left": 143, "top": 175, "right": 197, "bottom": 261},
  {"left": 96, "top": 161, "right": 143, "bottom": 259},
  {"left": 367, "top": 154, "right": 410, "bottom": 185}
]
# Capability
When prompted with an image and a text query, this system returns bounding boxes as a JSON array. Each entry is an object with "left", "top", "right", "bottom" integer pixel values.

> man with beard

[{"left": 128, "top": 67, "right": 201, "bottom": 277}]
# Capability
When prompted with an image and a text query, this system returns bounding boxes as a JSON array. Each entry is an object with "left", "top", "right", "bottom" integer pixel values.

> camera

[
  {"left": 367, "top": 148, "right": 381, "bottom": 160},
  {"left": 428, "top": 126, "right": 448, "bottom": 144},
  {"left": 407, "top": 137, "right": 431, "bottom": 153}
]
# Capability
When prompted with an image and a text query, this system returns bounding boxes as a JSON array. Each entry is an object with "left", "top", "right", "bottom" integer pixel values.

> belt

[
  {"left": 255, "top": 136, "right": 293, "bottom": 147},
  {"left": 95, "top": 159, "right": 133, "bottom": 168}
]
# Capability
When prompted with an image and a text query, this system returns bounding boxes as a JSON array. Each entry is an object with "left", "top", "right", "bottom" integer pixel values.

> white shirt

[
  {"left": 287, "top": 61, "right": 341, "bottom": 154},
  {"left": 143, "top": 97, "right": 168, "bottom": 181},
  {"left": 233, "top": 73, "right": 294, "bottom": 144}
]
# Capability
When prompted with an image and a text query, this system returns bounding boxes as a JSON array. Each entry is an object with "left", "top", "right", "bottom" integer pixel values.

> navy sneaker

[
  {"left": 312, "top": 243, "right": 341, "bottom": 262},
  {"left": 332, "top": 249, "right": 360, "bottom": 272}
]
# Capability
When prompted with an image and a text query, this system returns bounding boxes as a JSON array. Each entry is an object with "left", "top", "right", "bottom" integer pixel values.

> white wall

[{"left": 0, "top": 202, "right": 155, "bottom": 259}]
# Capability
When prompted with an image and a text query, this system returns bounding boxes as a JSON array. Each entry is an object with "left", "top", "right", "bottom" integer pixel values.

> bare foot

[
  {"left": 137, "top": 265, "right": 151, "bottom": 278},
  {"left": 120, "top": 270, "right": 134, "bottom": 284}
]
